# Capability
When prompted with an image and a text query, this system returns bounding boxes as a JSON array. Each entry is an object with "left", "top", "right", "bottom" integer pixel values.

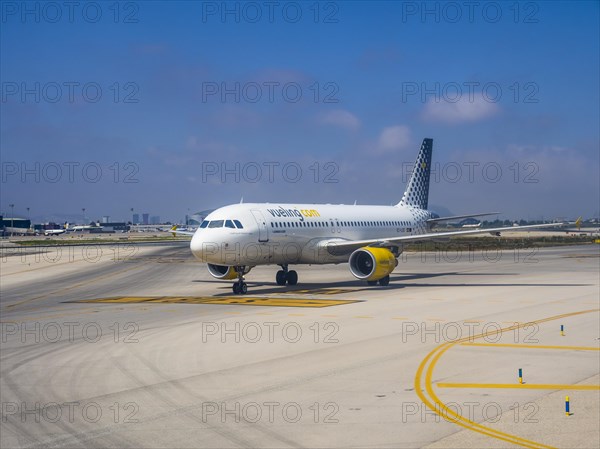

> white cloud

[
  {"left": 318, "top": 109, "right": 360, "bottom": 130},
  {"left": 421, "top": 93, "right": 499, "bottom": 124},
  {"left": 378, "top": 125, "right": 411, "bottom": 151}
]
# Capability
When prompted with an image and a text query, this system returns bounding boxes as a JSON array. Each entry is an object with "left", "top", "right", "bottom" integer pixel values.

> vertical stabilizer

[{"left": 397, "top": 138, "right": 433, "bottom": 209}]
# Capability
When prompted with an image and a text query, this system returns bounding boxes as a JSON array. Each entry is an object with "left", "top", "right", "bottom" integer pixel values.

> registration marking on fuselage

[{"left": 72, "top": 296, "right": 360, "bottom": 308}]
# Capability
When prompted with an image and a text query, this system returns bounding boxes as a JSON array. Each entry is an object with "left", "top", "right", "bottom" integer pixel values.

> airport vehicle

[{"left": 174, "top": 138, "right": 567, "bottom": 294}]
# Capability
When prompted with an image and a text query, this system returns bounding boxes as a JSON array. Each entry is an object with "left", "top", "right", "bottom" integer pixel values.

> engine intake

[
  {"left": 349, "top": 247, "right": 396, "bottom": 281},
  {"left": 207, "top": 264, "right": 251, "bottom": 280}
]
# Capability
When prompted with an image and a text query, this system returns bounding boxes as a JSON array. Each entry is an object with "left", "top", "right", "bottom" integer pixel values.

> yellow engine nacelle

[
  {"left": 207, "top": 264, "right": 251, "bottom": 280},
  {"left": 348, "top": 247, "right": 397, "bottom": 281}
]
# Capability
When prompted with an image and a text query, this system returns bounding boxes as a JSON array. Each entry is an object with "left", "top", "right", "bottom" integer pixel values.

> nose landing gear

[{"left": 232, "top": 266, "right": 248, "bottom": 294}]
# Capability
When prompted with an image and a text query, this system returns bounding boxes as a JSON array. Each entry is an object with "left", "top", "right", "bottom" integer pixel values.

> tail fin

[{"left": 397, "top": 138, "right": 433, "bottom": 209}]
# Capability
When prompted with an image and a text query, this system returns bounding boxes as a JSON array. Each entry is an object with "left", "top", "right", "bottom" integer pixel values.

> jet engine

[
  {"left": 207, "top": 264, "right": 251, "bottom": 280},
  {"left": 349, "top": 247, "right": 397, "bottom": 281}
]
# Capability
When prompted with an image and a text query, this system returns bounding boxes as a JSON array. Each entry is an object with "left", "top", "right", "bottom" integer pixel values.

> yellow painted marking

[
  {"left": 74, "top": 296, "right": 359, "bottom": 308},
  {"left": 438, "top": 383, "right": 600, "bottom": 390},
  {"left": 415, "top": 309, "right": 599, "bottom": 449},
  {"left": 461, "top": 343, "right": 600, "bottom": 351},
  {"left": 354, "top": 315, "right": 374, "bottom": 319}
]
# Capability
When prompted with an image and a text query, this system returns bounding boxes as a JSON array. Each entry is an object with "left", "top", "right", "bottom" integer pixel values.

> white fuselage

[{"left": 190, "top": 203, "right": 434, "bottom": 266}]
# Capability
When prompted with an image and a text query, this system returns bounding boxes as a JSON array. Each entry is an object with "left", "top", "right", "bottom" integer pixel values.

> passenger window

[
  {"left": 200, "top": 221, "right": 209, "bottom": 228},
  {"left": 233, "top": 220, "right": 243, "bottom": 229},
  {"left": 208, "top": 220, "right": 224, "bottom": 228},
  {"left": 225, "top": 220, "right": 235, "bottom": 228}
]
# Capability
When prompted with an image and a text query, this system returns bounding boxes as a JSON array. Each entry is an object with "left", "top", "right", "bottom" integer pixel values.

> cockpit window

[
  {"left": 208, "top": 220, "right": 224, "bottom": 228},
  {"left": 233, "top": 220, "right": 243, "bottom": 229},
  {"left": 225, "top": 220, "right": 235, "bottom": 228},
  {"left": 199, "top": 220, "right": 209, "bottom": 228}
]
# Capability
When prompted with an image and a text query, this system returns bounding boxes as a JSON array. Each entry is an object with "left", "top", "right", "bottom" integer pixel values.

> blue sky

[{"left": 1, "top": 1, "right": 598, "bottom": 222}]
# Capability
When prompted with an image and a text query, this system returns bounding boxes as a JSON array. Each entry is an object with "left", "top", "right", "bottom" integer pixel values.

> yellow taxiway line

[
  {"left": 414, "top": 309, "right": 600, "bottom": 449},
  {"left": 437, "top": 383, "right": 600, "bottom": 390},
  {"left": 460, "top": 342, "right": 600, "bottom": 351}
]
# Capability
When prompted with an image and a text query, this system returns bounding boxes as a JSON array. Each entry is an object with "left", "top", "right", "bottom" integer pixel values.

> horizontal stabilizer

[{"left": 170, "top": 225, "right": 195, "bottom": 237}]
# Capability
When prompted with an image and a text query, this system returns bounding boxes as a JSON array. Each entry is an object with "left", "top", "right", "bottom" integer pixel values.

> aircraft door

[{"left": 250, "top": 209, "right": 269, "bottom": 242}]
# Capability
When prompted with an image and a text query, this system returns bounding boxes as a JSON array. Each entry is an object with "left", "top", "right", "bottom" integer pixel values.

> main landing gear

[
  {"left": 232, "top": 266, "right": 248, "bottom": 294},
  {"left": 276, "top": 264, "right": 298, "bottom": 286},
  {"left": 367, "top": 275, "right": 390, "bottom": 286}
]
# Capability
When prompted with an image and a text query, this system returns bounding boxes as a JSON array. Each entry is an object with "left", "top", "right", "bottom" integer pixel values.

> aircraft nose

[
  {"left": 190, "top": 232, "right": 204, "bottom": 260},
  {"left": 190, "top": 230, "right": 221, "bottom": 262}
]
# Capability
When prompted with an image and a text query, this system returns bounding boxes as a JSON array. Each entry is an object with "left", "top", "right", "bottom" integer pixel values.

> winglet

[
  {"left": 170, "top": 225, "right": 178, "bottom": 237},
  {"left": 575, "top": 216, "right": 582, "bottom": 230}
]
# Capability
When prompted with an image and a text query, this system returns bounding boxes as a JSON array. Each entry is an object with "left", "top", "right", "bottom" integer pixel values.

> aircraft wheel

[
  {"left": 276, "top": 270, "right": 287, "bottom": 286},
  {"left": 240, "top": 282, "right": 248, "bottom": 294},
  {"left": 232, "top": 282, "right": 240, "bottom": 294},
  {"left": 286, "top": 270, "right": 298, "bottom": 286},
  {"left": 378, "top": 275, "right": 390, "bottom": 286},
  {"left": 367, "top": 280, "right": 378, "bottom": 286}
]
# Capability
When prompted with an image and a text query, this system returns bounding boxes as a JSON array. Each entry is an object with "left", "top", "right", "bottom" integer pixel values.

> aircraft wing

[
  {"left": 318, "top": 221, "right": 570, "bottom": 254},
  {"left": 426, "top": 212, "right": 500, "bottom": 223}
]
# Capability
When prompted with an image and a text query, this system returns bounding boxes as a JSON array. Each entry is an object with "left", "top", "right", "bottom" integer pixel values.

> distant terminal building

[
  {"left": 1, "top": 216, "right": 32, "bottom": 235},
  {"left": 132, "top": 213, "right": 140, "bottom": 224},
  {"left": 150, "top": 215, "right": 160, "bottom": 225},
  {"left": 142, "top": 213, "right": 149, "bottom": 225}
]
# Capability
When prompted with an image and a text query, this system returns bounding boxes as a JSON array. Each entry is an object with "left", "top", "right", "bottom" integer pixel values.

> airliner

[
  {"left": 44, "top": 229, "right": 66, "bottom": 236},
  {"left": 174, "top": 138, "right": 567, "bottom": 294}
]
